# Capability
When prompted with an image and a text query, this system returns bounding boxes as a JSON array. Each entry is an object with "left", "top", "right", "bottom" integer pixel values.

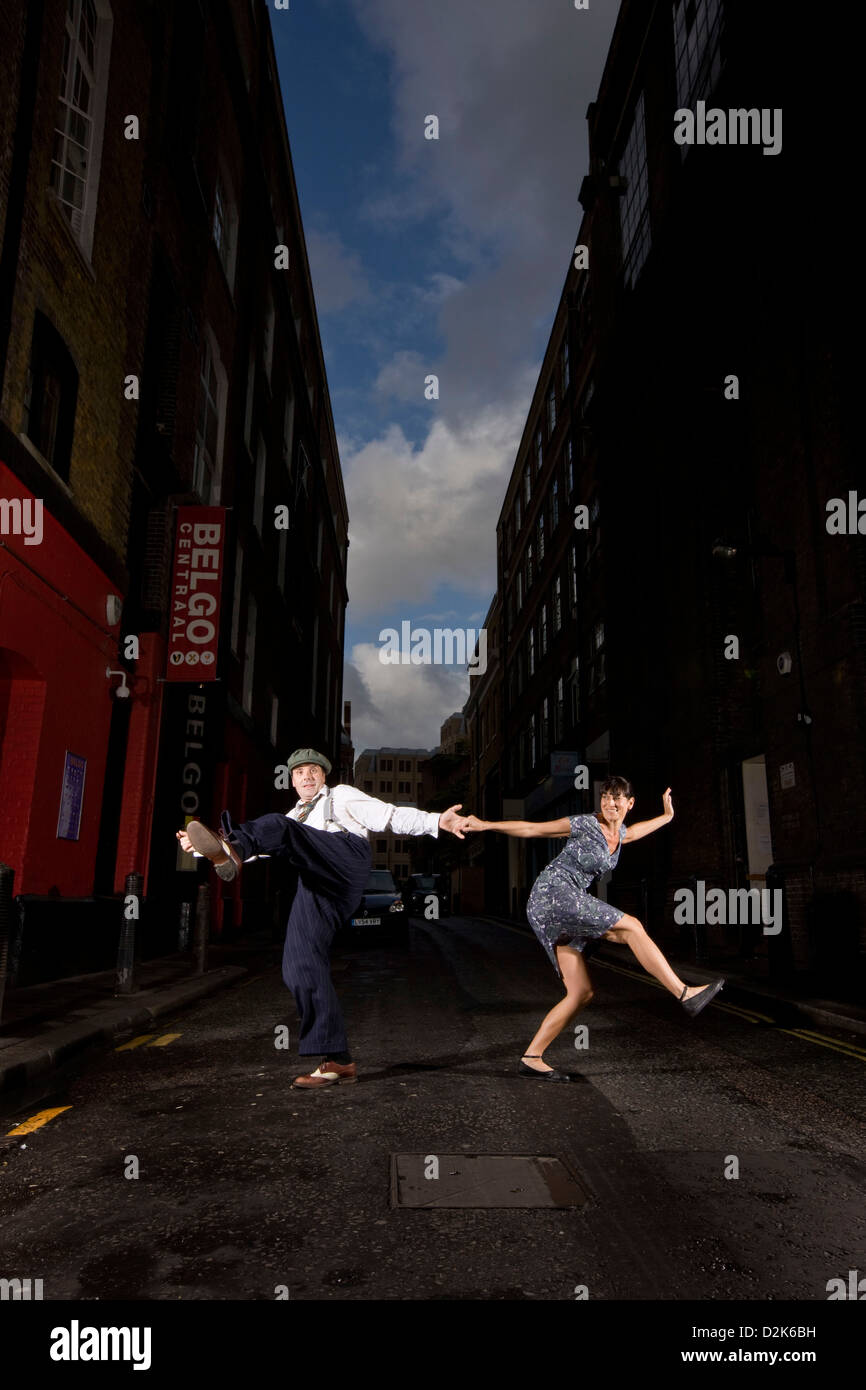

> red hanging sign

[{"left": 166, "top": 507, "right": 227, "bottom": 682}]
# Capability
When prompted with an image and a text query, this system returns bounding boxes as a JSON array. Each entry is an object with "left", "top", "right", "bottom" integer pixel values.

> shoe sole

[
  {"left": 291, "top": 1077, "right": 357, "bottom": 1089},
  {"left": 186, "top": 821, "right": 238, "bottom": 880}
]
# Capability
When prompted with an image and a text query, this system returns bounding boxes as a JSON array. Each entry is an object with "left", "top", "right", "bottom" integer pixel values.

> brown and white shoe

[
  {"left": 291, "top": 1060, "right": 358, "bottom": 1089},
  {"left": 184, "top": 821, "right": 242, "bottom": 882}
]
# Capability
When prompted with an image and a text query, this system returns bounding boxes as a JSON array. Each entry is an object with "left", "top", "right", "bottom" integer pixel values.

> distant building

[{"left": 353, "top": 748, "right": 433, "bottom": 880}]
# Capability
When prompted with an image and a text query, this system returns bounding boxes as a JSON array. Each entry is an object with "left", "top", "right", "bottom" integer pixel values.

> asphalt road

[{"left": 1, "top": 914, "right": 864, "bottom": 1301}]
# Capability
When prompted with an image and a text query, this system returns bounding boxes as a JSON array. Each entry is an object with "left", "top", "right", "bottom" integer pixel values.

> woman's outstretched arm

[{"left": 463, "top": 814, "right": 571, "bottom": 839}]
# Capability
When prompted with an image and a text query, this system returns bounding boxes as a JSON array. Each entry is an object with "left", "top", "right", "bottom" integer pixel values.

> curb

[
  {"left": 471, "top": 915, "right": 866, "bottom": 1040},
  {"left": 0, "top": 965, "right": 249, "bottom": 1094}
]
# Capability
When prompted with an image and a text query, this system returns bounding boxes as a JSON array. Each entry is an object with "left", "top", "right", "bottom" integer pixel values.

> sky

[{"left": 272, "top": 0, "right": 620, "bottom": 757}]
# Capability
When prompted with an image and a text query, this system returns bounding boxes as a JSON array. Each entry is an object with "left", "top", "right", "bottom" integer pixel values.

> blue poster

[{"left": 56, "top": 752, "right": 87, "bottom": 841}]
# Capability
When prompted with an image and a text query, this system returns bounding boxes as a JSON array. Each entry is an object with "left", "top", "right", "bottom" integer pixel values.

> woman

[{"left": 464, "top": 777, "right": 725, "bottom": 1082}]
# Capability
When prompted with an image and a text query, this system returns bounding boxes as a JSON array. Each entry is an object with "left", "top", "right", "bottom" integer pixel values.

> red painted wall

[{"left": 0, "top": 463, "right": 122, "bottom": 895}]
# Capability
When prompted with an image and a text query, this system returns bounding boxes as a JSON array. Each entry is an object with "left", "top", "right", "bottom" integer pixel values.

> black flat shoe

[
  {"left": 680, "top": 979, "right": 725, "bottom": 1017},
  {"left": 517, "top": 1055, "right": 572, "bottom": 1082}
]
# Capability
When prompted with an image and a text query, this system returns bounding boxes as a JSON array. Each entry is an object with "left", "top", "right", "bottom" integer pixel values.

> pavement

[
  {"left": 0, "top": 938, "right": 277, "bottom": 1094},
  {"left": 0, "top": 915, "right": 863, "bottom": 1098}
]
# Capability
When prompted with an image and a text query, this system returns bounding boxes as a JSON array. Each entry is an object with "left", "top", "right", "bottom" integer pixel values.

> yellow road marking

[
  {"left": 6, "top": 1107, "right": 72, "bottom": 1136},
  {"left": 778, "top": 1029, "right": 866, "bottom": 1063},
  {"left": 147, "top": 1033, "right": 181, "bottom": 1047},
  {"left": 115, "top": 1034, "right": 156, "bottom": 1051}
]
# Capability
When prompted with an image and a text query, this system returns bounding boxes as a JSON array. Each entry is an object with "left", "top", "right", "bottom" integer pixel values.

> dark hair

[{"left": 600, "top": 775, "right": 634, "bottom": 799}]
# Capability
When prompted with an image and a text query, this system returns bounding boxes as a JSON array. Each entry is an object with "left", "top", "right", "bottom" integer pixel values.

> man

[{"left": 176, "top": 748, "right": 470, "bottom": 1089}]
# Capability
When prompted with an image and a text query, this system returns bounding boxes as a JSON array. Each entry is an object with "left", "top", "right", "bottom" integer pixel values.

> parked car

[
  {"left": 403, "top": 873, "right": 450, "bottom": 918},
  {"left": 347, "top": 869, "right": 406, "bottom": 932}
]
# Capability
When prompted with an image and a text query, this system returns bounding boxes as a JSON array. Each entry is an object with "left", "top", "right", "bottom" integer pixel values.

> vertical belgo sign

[{"left": 166, "top": 507, "right": 227, "bottom": 681}]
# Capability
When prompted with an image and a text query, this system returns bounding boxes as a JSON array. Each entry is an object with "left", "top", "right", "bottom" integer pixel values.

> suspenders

[{"left": 321, "top": 789, "right": 349, "bottom": 834}]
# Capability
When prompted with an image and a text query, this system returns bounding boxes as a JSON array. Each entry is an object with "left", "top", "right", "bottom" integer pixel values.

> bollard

[
  {"left": 194, "top": 882, "right": 210, "bottom": 975},
  {"left": 116, "top": 871, "right": 143, "bottom": 995},
  {"left": 0, "top": 862, "right": 14, "bottom": 1025},
  {"left": 178, "top": 900, "right": 192, "bottom": 953}
]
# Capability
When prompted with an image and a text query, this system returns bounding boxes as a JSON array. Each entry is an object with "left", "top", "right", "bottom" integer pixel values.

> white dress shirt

[{"left": 287, "top": 783, "right": 440, "bottom": 840}]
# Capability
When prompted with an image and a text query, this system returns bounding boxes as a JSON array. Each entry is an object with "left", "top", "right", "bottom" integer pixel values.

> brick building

[
  {"left": 468, "top": 0, "right": 864, "bottom": 984},
  {"left": 0, "top": 1, "right": 348, "bottom": 978},
  {"left": 353, "top": 748, "right": 433, "bottom": 880}
]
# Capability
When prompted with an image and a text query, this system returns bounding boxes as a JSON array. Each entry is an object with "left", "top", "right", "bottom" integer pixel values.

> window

[
  {"left": 561, "top": 337, "right": 570, "bottom": 393},
  {"left": 515, "top": 492, "right": 522, "bottom": 531},
  {"left": 21, "top": 313, "right": 78, "bottom": 481},
  {"left": 566, "top": 438, "right": 574, "bottom": 495},
  {"left": 537, "top": 508, "right": 546, "bottom": 562},
  {"left": 547, "top": 384, "right": 556, "bottom": 436},
  {"left": 242, "top": 594, "right": 257, "bottom": 715},
  {"left": 380, "top": 781, "right": 393, "bottom": 794},
  {"left": 516, "top": 572, "right": 523, "bottom": 611},
  {"left": 49, "top": 0, "right": 112, "bottom": 259},
  {"left": 262, "top": 285, "right": 275, "bottom": 383},
  {"left": 555, "top": 676, "right": 564, "bottom": 742},
  {"left": 193, "top": 335, "right": 220, "bottom": 502},
  {"left": 553, "top": 576, "right": 562, "bottom": 632},
  {"left": 283, "top": 386, "right": 295, "bottom": 462},
  {"left": 363, "top": 781, "right": 373, "bottom": 793},
  {"left": 528, "top": 625, "right": 536, "bottom": 678},
  {"left": 540, "top": 604, "right": 548, "bottom": 656},
  {"left": 382, "top": 759, "right": 393, "bottom": 771},
  {"left": 399, "top": 781, "right": 411, "bottom": 795},
  {"left": 673, "top": 0, "right": 724, "bottom": 111},
  {"left": 529, "top": 713, "right": 537, "bottom": 767},
  {"left": 526, "top": 543, "right": 534, "bottom": 590},
  {"left": 213, "top": 168, "right": 238, "bottom": 290},
  {"left": 244, "top": 346, "right": 256, "bottom": 452},
  {"left": 310, "top": 613, "right": 319, "bottom": 712},
  {"left": 253, "top": 433, "right": 266, "bottom": 533},
  {"left": 594, "top": 621, "right": 605, "bottom": 653},
  {"left": 552, "top": 478, "right": 560, "bottom": 529},
  {"left": 376, "top": 840, "right": 387, "bottom": 853},
  {"left": 569, "top": 657, "right": 580, "bottom": 724},
  {"left": 619, "top": 91, "right": 651, "bottom": 287},
  {"left": 541, "top": 698, "right": 550, "bottom": 758},
  {"left": 230, "top": 542, "right": 244, "bottom": 655},
  {"left": 523, "top": 463, "right": 531, "bottom": 507},
  {"left": 270, "top": 693, "right": 279, "bottom": 746},
  {"left": 570, "top": 541, "right": 578, "bottom": 610}
]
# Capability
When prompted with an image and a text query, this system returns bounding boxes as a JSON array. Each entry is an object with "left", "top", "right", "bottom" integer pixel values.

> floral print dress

[{"left": 526, "top": 814, "right": 626, "bottom": 981}]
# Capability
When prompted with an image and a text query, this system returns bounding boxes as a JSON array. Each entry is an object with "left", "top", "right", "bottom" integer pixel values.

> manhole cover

[{"left": 391, "top": 1154, "right": 588, "bottom": 1208}]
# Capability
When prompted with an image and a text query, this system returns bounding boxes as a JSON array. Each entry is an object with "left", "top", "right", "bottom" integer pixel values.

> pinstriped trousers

[{"left": 220, "top": 811, "right": 372, "bottom": 1055}]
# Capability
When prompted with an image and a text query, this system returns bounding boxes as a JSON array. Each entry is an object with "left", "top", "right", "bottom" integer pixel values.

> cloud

[
  {"left": 373, "top": 349, "right": 428, "bottom": 403},
  {"left": 304, "top": 227, "right": 372, "bottom": 314},
  {"left": 342, "top": 397, "right": 533, "bottom": 616},
  {"left": 344, "top": 643, "right": 471, "bottom": 754},
  {"left": 347, "top": 0, "right": 618, "bottom": 427}
]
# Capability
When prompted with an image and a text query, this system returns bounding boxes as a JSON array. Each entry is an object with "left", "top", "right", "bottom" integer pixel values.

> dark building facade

[
  {"left": 0, "top": 1, "right": 348, "bottom": 978},
  {"left": 470, "top": 0, "right": 863, "bottom": 985}
]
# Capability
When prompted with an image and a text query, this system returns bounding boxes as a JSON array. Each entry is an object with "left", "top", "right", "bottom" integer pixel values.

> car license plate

[{"left": 351, "top": 916, "right": 381, "bottom": 925}]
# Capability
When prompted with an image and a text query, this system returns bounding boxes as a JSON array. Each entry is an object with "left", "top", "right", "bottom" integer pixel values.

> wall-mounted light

[{"left": 106, "top": 667, "right": 130, "bottom": 699}]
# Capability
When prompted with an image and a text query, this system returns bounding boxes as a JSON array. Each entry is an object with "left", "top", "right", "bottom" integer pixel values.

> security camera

[{"left": 776, "top": 651, "right": 793, "bottom": 675}]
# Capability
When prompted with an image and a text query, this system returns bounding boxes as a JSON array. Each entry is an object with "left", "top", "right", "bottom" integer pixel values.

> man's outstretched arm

[{"left": 336, "top": 786, "right": 471, "bottom": 839}]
